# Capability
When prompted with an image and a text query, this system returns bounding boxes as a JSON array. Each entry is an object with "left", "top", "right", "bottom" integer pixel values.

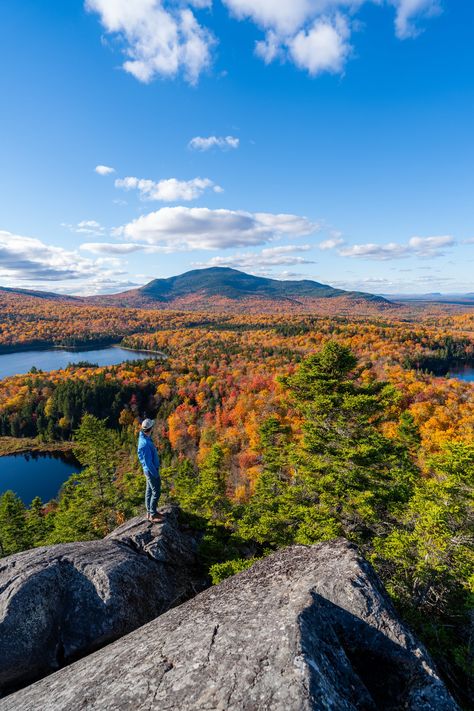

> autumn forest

[{"left": 0, "top": 288, "right": 472, "bottom": 704}]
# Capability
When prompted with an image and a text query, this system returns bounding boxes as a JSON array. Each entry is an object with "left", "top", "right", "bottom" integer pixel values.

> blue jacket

[{"left": 137, "top": 431, "right": 160, "bottom": 478}]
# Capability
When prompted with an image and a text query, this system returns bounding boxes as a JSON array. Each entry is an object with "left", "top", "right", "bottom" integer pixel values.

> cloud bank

[
  {"left": 194, "top": 244, "right": 315, "bottom": 268},
  {"left": 0, "top": 230, "right": 108, "bottom": 282},
  {"left": 86, "top": 0, "right": 442, "bottom": 82},
  {"left": 338, "top": 235, "right": 455, "bottom": 260},
  {"left": 115, "top": 175, "right": 222, "bottom": 201},
  {"left": 116, "top": 206, "right": 317, "bottom": 250}
]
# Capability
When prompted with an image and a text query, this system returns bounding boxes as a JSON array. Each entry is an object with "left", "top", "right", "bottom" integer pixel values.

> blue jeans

[{"left": 145, "top": 472, "right": 161, "bottom": 515}]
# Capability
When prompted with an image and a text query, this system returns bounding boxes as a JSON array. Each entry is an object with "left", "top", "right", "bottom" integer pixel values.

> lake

[
  {"left": 447, "top": 367, "right": 474, "bottom": 382},
  {"left": 0, "top": 452, "right": 80, "bottom": 504},
  {"left": 0, "top": 346, "right": 159, "bottom": 380}
]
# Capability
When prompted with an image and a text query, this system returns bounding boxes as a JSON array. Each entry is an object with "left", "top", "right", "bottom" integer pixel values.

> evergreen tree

[
  {"left": 192, "top": 444, "right": 230, "bottom": 523},
  {"left": 374, "top": 442, "right": 474, "bottom": 700},
  {"left": 238, "top": 416, "right": 292, "bottom": 545},
  {"left": 48, "top": 415, "right": 122, "bottom": 542},
  {"left": 397, "top": 411, "right": 421, "bottom": 455},
  {"left": 0, "top": 490, "right": 31, "bottom": 556},
  {"left": 26, "top": 496, "right": 51, "bottom": 546},
  {"left": 169, "top": 458, "right": 199, "bottom": 511},
  {"left": 281, "top": 341, "right": 414, "bottom": 544}
]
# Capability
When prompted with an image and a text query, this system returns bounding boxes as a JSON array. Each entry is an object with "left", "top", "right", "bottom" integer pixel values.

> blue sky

[{"left": 0, "top": 0, "right": 473, "bottom": 295}]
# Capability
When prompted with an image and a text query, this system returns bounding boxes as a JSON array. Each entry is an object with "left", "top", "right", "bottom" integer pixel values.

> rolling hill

[
  {"left": 90, "top": 267, "right": 393, "bottom": 311},
  {"left": 0, "top": 269, "right": 394, "bottom": 314}
]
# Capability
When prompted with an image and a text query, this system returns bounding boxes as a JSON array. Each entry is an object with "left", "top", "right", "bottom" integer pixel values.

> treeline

[
  {"left": 0, "top": 367, "right": 157, "bottom": 440},
  {"left": 0, "top": 344, "right": 472, "bottom": 706},
  {"left": 402, "top": 334, "right": 474, "bottom": 374}
]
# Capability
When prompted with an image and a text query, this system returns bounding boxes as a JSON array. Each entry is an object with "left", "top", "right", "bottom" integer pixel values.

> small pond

[
  {"left": 447, "top": 366, "right": 474, "bottom": 382},
  {"left": 0, "top": 346, "right": 160, "bottom": 381},
  {"left": 0, "top": 452, "right": 80, "bottom": 505}
]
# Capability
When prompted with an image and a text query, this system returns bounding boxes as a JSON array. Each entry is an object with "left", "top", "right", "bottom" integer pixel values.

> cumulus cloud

[
  {"left": 288, "top": 14, "right": 351, "bottom": 75},
  {"left": 115, "top": 175, "right": 222, "bottom": 201},
  {"left": 392, "top": 0, "right": 442, "bottom": 39},
  {"left": 318, "top": 231, "right": 345, "bottom": 250},
  {"left": 188, "top": 135, "right": 240, "bottom": 151},
  {"left": 194, "top": 244, "right": 315, "bottom": 268},
  {"left": 117, "top": 207, "right": 316, "bottom": 251},
  {"left": 224, "top": 0, "right": 440, "bottom": 75},
  {"left": 86, "top": 0, "right": 441, "bottom": 81},
  {"left": 338, "top": 235, "right": 455, "bottom": 260},
  {"left": 95, "top": 164, "right": 115, "bottom": 175},
  {"left": 408, "top": 235, "right": 454, "bottom": 256},
  {"left": 85, "top": 0, "right": 214, "bottom": 84},
  {"left": 0, "top": 230, "right": 108, "bottom": 282}
]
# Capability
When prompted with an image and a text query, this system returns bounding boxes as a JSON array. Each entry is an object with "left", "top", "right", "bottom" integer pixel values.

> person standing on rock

[{"left": 138, "top": 418, "right": 163, "bottom": 523}]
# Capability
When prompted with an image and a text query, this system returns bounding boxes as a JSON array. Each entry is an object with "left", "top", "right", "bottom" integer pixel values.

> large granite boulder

[
  {"left": 1, "top": 539, "right": 458, "bottom": 710},
  {"left": 0, "top": 506, "right": 204, "bottom": 696}
]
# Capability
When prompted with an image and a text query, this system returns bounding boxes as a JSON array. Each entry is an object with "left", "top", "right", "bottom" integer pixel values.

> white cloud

[
  {"left": 62, "top": 220, "right": 108, "bottom": 236},
  {"left": 338, "top": 235, "right": 455, "bottom": 260},
  {"left": 408, "top": 235, "right": 454, "bottom": 255},
  {"left": 85, "top": 0, "right": 214, "bottom": 84},
  {"left": 95, "top": 164, "right": 115, "bottom": 175},
  {"left": 86, "top": 0, "right": 442, "bottom": 82},
  {"left": 194, "top": 244, "right": 315, "bottom": 268},
  {"left": 80, "top": 242, "right": 147, "bottom": 255},
  {"left": 188, "top": 135, "right": 240, "bottom": 151},
  {"left": 288, "top": 15, "right": 351, "bottom": 75},
  {"left": 222, "top": 0, "right": 440, "bottom": 74},
  {"left": 118, "top": 206, "right": 317, "bottom": 251},
  {"left": 222, "top": 0, "right": 357, "bottom": 35},
  {"left": 115, "top": 175, "right": 222, "bottom": 201},
  {"left": 391, "top": 0, "right": 442, "bottom": 39},
  {"left": 318, "top": 232, "right": 345, "bottom": 250},
  {"left": 0, "top": 230, "right": 108, "bottom": 282},
  {"left": 255, "top": 31, "right": 281, "bottom": 63}
]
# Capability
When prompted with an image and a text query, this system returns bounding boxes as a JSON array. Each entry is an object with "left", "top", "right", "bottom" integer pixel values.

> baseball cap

[{"left": 141, "top": 418, "right": 155, "bottom": 431}]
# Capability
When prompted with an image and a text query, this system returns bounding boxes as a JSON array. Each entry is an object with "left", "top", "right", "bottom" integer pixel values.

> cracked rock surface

[
  {"left": 1, "top": 539, "right": 458, "bottom": 710},
  {"left": 0, "top": 506, "right": 203, "bottom": 696}
]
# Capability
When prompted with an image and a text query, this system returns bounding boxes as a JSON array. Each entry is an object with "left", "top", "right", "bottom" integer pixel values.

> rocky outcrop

[
  {"left": 1, "top": 539, "right": 458, "bottom": 710},
  {"left": 0, "top": 506, "right": 204, "bottom": 696}
]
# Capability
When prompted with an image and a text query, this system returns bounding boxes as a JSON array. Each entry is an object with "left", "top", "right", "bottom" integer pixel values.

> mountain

[
  {"left": 0, "top": 286, "right": 78, "bottom": 302},
  {"left": 91, "top": 268, "right": 392, "bottom": 310},
  {"left": 0, "top": 268, "right": 393, "bottom": 312}
]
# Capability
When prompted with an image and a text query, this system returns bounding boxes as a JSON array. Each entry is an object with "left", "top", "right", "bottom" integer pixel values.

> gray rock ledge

[
  {"left": 0, "top": 506, "right": 203, "bottom": 696},
  {"left": 1, "top": 539, "right": 458, "bottom": 710}
]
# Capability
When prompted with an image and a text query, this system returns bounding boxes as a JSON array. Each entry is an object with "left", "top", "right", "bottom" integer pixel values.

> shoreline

[
  {"left": 0, "top": 341, "right": 167, "bottom": 358},
  {"left": 0, "top": 437, "right": 75, "bottom": 458},
  {"left": 118, "top": 344, "right": 167, "bottom": 358}
]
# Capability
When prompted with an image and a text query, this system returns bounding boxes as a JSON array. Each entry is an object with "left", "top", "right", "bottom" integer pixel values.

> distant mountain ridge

[
  {"left": 0, "top": 286, "right": 78, "bottom": 301},
  {"left": 0, "top": 268, "right": 393, "bottom": 311},
  {"left": 91, "top": 267, "right": 392, "bottom": 308}
]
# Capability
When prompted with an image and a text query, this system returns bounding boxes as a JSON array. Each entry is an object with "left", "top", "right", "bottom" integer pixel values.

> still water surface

[
  {"left": 0, "top": 346, "right": 158, "bottom": 380},
  {"left": 447, "top": 367, "right": 474, "bottom": 382},
  {"left": 0, "top": 453, "right": 80, "bottom": 504}
]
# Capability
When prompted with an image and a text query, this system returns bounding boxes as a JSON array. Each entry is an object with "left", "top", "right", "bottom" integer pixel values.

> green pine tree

[
  {"left": 238, "top": 416, "right": 292, "bottom": 546},
  {"left": 26, "top": 496, "right": 52, "bottom": 546},
  {"left": 192, "top": 444, "right": 230, "bottom": 523},
  {"left": 0, "top": 490, "right": 31, "bottom": 556},
  {"left": 373, "top": 442, "right": 474, "bottom": 698},
  {"left": 281, "top": 341, "right": 414, "bottom": 544},
  {"left": 48, "top": 415, "right": 122, "bottom": 542}
]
